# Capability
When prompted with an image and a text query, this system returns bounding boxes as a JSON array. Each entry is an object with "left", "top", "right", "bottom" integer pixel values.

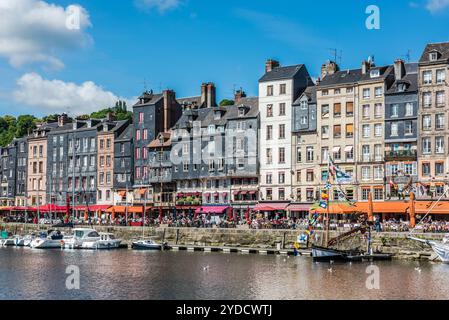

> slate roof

[
  {"left": 115, "top": 124, "right": 133, "bottom": 142},
  {"left": 317, "top": 69, "right": 363, "bottom": 87},
  {"left": 386, "top": 63, "right": 418, "bottom": 95},
  {"left": 359, "top": 65, "right": 394, "bottom": 82},
  {"left": 177, "top": 96, "right": 202, "bottom": 108},
  {"left": 419, "top": 42, "right": 449, "bottom": 64},
  {"left": 148, "top": 132, "right": 172, "bottom": 148},
  {"left": 259, "top": 64, "right": 305, "bottom": 82},
  {"left": 132, "top": 92, "right": 163, "bottom": 107},
  {"left": 293, "top": 85, "right": 317, "bottom": 105}
]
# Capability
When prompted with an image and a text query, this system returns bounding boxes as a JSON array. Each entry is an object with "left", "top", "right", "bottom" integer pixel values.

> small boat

[
  {"left": 15, "top": 234, "right": 34, "bottom": 247},
  {"left": 95, "top": 233, "right": 122, "bottom": 250},
  {"left": 1, "top": 238, "right": 16, "bottom": 246},
  {"left": 131, "top": 239, "right": 167, "bottom": 250},
  {"left": 30, "top": 230, "right": 65, "bottom": 249},
  {"left": 63, "top": 228, "right": 101, "bottom": 249},
  {"left": 312, "top": 245, "right": 352, "bottom": 262}
]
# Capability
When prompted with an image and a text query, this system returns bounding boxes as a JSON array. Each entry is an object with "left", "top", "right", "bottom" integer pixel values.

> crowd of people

[{"left": 3, "top": 211, "right": 449, "bottom": 233}]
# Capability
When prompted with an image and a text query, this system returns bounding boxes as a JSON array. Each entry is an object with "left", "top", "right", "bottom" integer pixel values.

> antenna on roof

[
  {"left": 402, "top": 49, "right": 412, "bottom": 62},
  {"left": 143, "top": 78, "right": 148, "bottom": 92},
  {"left": 328, "top": 48, "right": 342, "bottom": 65}
]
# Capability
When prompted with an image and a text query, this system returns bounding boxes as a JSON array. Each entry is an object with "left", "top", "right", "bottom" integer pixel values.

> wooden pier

[{"left": 165, "top": 244, "right": 312, "bottom": 256}]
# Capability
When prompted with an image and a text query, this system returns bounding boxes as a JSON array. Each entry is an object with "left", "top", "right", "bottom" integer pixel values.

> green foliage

[
  {"left": 90, "top": 100, "right": 132, "bottom": 121},
  {"left": 219, "top": 99, "right": 235, "bottom": 107},
  {"left": 0, "top": 115, "right": 38, "bottom": 147}
]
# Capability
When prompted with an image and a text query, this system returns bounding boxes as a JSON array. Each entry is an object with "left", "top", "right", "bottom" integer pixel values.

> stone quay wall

[{"left": 2, "top": 223, "right": 443, "bottom": 261}]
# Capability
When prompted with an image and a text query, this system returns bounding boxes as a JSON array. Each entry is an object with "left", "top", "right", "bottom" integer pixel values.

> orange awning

[
  {"left": 415, "top": 201, "right": 449, "bottom": 215},
  {"left": 105, "top": 206, "right": 144, "bottom": 214},
  {"left": 312, "top": 201, "right": 410, "bottom": 215}
]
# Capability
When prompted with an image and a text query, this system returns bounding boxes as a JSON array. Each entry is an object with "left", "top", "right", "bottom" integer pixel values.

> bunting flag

[
  {"left": 336, "top": 185, "right": 356, "bottom": 206},
  {"left": 319, "top": 201, "right": 328, "bottom": 209},
  {"left": 321, "top": 192, "right": 329, "bottom": 200},
  {"left": 328, "top": 156, "right": 337, "bottom": 178},
  {"left": 335, "top": 168, "right": 352, "bottom": 184}
]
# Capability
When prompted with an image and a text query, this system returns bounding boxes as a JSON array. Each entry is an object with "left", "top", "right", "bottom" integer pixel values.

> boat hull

[
  {"left": 430, "top": 242, "right": 449, "bottom": 263},
  {"left": 131, "top": 242, "right": 163, "bottom": 250},
  {"left": 30, "top": 239, "right": 64, "bottom": 249},
  {"left": 311, "top": 246, "right": 349, "bottom": 262},
  {"left": 95, "top": 240, "right": 122, "bottom": 250}
]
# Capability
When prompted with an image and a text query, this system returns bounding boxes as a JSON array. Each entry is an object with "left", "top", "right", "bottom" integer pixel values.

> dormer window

[
  {"left": 214, "top": 111, "right": 221, "bottom": 120},
  {"left": 300, "top": 101, "right": 307, "bottom": 110},
  {"left": 208, "top": 125, "right": 215, "bottom": 134},
  {"left": 430, "top": 52, "right": 439, "bottom": 61},
  {"left": 238, "top": 108, "right": 245, "bottom": 117},
  {"left": 370, "top": 69, "right": 380, "bottom": 78}
]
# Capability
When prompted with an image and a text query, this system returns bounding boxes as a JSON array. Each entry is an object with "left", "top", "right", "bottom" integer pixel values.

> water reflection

[{"left": 0, "top": 248, "right": 448, "bottom": 300}]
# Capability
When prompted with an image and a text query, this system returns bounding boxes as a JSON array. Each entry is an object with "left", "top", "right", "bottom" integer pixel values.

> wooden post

[{"left": 409, "top": 192, "right": 416, "bottom": 228}]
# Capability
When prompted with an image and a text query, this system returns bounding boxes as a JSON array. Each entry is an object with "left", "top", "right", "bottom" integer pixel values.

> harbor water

[{"left": 1, "top": 248, "right": 449, "bottom": 300}]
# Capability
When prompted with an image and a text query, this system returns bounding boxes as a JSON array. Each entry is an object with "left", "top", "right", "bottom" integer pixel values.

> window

[
  {"left": 267, "top": 85, "right": 273, "bottom": 96},
  {"left": 374, "top": 144, "right": 382, "bottom": 161},
  {"left": 423, "top": 70, "right": 432, "bottom": 84},
  {"left": 422, "top": 137, "right": 431, "bottom": 154},
  {"left": 266, "top": 125, "right": 273, "bottom": 140},
  {"left": 430, "top": 52, "right": 438, "bottom": 61},
  {"left": 436, "top": 114, "right": 445, "bottom": 130},
  {"left": 135, "top": 147, "right": 141, "bottom": 160},
  {"left": 422, "top": 163, "right": 430, "bottom": 176},
  {"left": 321, "top": 170, "right": 329, "bottom": 182},
  {"left": 333, "top": 125, "right": 341, "bottom": 138},
  {"left": 279, "top": 103, "right": 286, "bottom": 116},
  {"left": 405, "top": 103, "right": 413, "bottom": 116},
  {"left": 321, "top": 104, "right": 329, "bottom": 118},
  {"left": 346, "top": 124, "right": 354, "bottom": 138},
  {"left": 306, "top": 146, "right": 314, "bottom": 162},
  {"left": 334, "top": 88, "right": 341, "bottom": 95},
  {"left": 391, "top": 123, "right": 398, "bottom": 136},
  {"left": 266, "top": 148, "right": 272, "bottom": 164},
  {"left": 345, "top": 146, "right": 354, "bottom": 160},
  {"left": 437, "top": 69, "right": 446, "bottom": 84},
  {"left": 266, "top": 189, "right": 272, "bottom": 200},
  {"left": 333, "top": 147, "right": 341, "bottom": 160},
  {"left": 370, "top": 69, "right": 380, "bottom": 78},
  {"left": 322, "top": 90, "right": 329, "bottom": 96},
  {"left": 362, "top": 167, "right": 370, "bottom": 180},
  {"left": 321, "top": 126, "right": 329, "bottom": 139},
  {"left": 436, "top": 162, "right": 445, "bottom": 175},
  {"left": 374, "top": 104, "right": 382, "bottom": 118},
  {"left": 405, "top": 121, "right": 413, "bottom": 135},
  {"left": 136, "top": 130, "right": 141, "bottom": 141},
  {"left": 362, "top": 145, "right": 370, "bottom": 161},
  {"left": 278, "top": 172, "right": 285, "bottom": 184},
  {"left": 279, "top": 124, "right": 285, "bottom": 139},
  {"left": 375, "top": 87, "right": 383, "bottom": 97},
  {"left": 374, "top": 188, "right": 383, "bottom": 200},
  {"left": 278, "top": 189, "right": 285, "bottom": 201},
  {"left": 423, "top": 92, "right": 432, "bottom": 108},
  {"left": 300, "top": 101, "right": 307, "bottom": 110},
  {"left": 266, "top": 104, "right": 273, "bottom": 117},
  {"left": 321, "top": 147, "right": 329, "bottom": 163},
  {"left": 280, "top": 84, "right": 286, "bottom": 95},
  {"left": 346, "top": 102, "right": 354, "bottom": 116},
  {"left": 306, "top": 170, "right": 314, "bottom": 182},
  {"left": 300, "top": 116, "right": 307, "bottom": 125},
  {"left": 296, "top": 147, "right": 302, "bottom": 163},
  {"left": 423, "top": 115, "right": 432, "bottom": 130},
  {"left": 363, "top": 88, "right": 370, "bottom": 99},
  {"left": 139, "top": 112, "right": 144, "bottom": 124},
  {"left": 279, "top": 148, "right": 285, "bottom": 164},
  {"left": 363, "top": 105, "right": 370, "bottom": 119},
  {"left": 362, "top": 124, "right": 370, "bottom": 138},
  {"left": 374, "top": 166, "right": 383, "bottom": 180},
  {"left": 333, "top": 103, "right": 341, "bottom": 117},
  {"left": 266, "top": 174, "right": 272, "bottom": 184},
  {"left": 390, "top": 104, "right": 398, "bottom": 117},
  {"left": 404, "top": 163, "right": 414, "bottom": 175},
  {"left": 436, "top": 136, "right": 445, "bottom": 153},
  {"left": 143, "top": 129, "right": 148, "bottom": 140},
  {"left": 436, "top": 91, "right": 445, "bottom": 106},
  {"left": 374, "top": 124, "right": 382, "bottom": 137}
]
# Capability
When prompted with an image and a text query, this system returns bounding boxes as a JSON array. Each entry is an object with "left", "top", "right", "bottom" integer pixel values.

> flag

[
  {"left": 321, "top": 192, "right": 329, "bottom": 200},
  {"left": 336, "top": 185, "right": 355, "bottom": 206},
  {"left": 319, "top": 201, "right": 328, "bottom": 209},
  {"left": 328, "top": 156, "right": 337, "bottom": 178},
  {"left": 335, "top": 168, "right": 352, "bottom": 184}
]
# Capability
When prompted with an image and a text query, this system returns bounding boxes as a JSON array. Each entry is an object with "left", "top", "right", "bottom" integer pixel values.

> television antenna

[
  {"left": 402, "top": 49, "right": 412, "bottom": 62},
  {"left": 328, "top": 48, "right": 342, "bottom": 65}
]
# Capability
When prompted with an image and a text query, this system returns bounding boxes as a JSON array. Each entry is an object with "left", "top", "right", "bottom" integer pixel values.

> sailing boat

[{"left": 408, "top": 189, "right": 449, "bottom": 263}]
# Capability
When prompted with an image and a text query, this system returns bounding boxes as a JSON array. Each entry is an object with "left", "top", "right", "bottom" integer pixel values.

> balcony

[{"left": 384, "top": 150, "right": 417, "bottom": 161}]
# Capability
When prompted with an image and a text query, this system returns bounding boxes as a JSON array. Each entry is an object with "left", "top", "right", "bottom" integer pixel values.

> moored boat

[
  {"left": 409, "top": 235, "right": 449, "bottom": 263},
  {"left": 131, "top": 239, "right": 167, "bottom": 250},
  {"left": 30, "top": 230, "right": 65, "bottom": 249},
  {"left": 95, "top": 233, "right": 122, "bottom": 249},
  {"left": 63, "top": 228, "right": 101, "bottom": 249}
]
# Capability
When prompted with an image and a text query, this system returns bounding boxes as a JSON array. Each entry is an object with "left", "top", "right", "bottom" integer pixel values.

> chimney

[
  {"left": 361, "top": 60, "right": 371, "bottom": 75},
  {"left": 206, "top": 82, "right": 216, "bottom": 108},
  {"left": 234, "top": 89, "right": 246, "bottom": 104},
  {"left": 163, "top": 89, "right": 175, "bottom": 132},
  {"left": 58, "top": 113, "right": 68, "bottom": 127},
  {"left": 265, "top": 59, "right": 280, "bottom": 73},
  {"left": 321, "top": 60, "right": 339, "bottom": 79},
  {"left": 106, "top": 112, "right": 116, "bottom": 122},
  {"left": 394, "top": 59, "right": 406, "bottom": 80},
  {"left": 316, "top": 77, "right": 321, "bottom": 85},
  {"left": 200, "top": 83, "right": 208, "bottom": 107}
]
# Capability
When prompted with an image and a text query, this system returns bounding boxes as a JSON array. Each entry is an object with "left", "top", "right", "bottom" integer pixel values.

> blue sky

[{"left": 1, "top": 0, "right": 449, "bottom": 117}]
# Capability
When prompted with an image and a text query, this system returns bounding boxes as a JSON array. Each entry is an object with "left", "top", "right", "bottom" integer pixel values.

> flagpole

[{"left": 325, "top": 156, "right": 331, "bottom": 247}]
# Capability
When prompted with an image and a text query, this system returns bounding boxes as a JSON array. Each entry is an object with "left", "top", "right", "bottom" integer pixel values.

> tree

[{"left": 219, "top": 99, "right": 234, "bottom": 107}]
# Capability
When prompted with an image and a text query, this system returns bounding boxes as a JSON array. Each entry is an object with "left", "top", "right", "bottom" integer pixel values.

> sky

[{"left": 1, "top": 0, "right": 449, "bottom": 118}]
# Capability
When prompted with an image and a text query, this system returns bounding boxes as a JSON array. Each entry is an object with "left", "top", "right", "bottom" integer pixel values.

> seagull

[
  {"left": 328, "top": 268, "right": 333, "bottom": 273},
  {"left": 283, "top": 258, "right": 287, "bottom": 262},
  {"left": 330, "top": 260, "right": 334, "bottom": 264},
  {"left": 415, "top": 267, "right": 422, "bottom": 273},
  {"left": 203, "top": 265, "right": 210, "bottom": 271}
]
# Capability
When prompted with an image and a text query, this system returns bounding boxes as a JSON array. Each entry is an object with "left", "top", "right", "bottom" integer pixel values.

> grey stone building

[
  {"left": 171, "top": 87, "right": 259, "bottom": 218},
  {"left": 384, "top": 60, "right": 419, "bottom": 199},
  {"left": 0, "top": 143, "right": 18, "bottom": 206},
  {"left": 113, "top": 124, "right": 134, "bottom": 204}
]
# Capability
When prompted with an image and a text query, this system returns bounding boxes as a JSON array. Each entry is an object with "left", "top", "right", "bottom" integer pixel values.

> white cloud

[
  {"left": 13, "top": 73, "right": 135, "bottom": 116},
  {"left": 0, "top": 0, "right": 92, "bottom": 69},
  {"left": 426, "top": 0, "right": 449, "bottom": 13},
  {"left": 134, "top": 0, "right": 182, "bottom": 13}
]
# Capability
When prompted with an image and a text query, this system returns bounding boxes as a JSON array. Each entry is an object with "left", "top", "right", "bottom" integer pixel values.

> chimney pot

[
  {"left": 265, "top": 59, "right": 280, "bottom": 73},
  {"left": 206, "top": 82, "right": 216, "bottom": 108},
  {"left": 394, "top": 59, "right": 406, "bottom": 81},
  {"left": 234, "top": 89, "right": 247, "bottom": 104}
]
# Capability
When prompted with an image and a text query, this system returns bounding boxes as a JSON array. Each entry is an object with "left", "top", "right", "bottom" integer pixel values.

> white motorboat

[
  {"left": 95, "top": 233, "right": 122, "bottom": 249},
  {"left": 63, "top": 228, "right": 101, "bottom": 249},
  {"left": 131, "top": 238, "right": 167, "bottom": 250},
  {"left": 30, "top": 230, "right": 65, "bottom": 249},
  {"left": 15, "top": 234, "right": 34, "bottom": 247},
  {"left": 1, "top": 238, "right": 16, "bottom": 246}
]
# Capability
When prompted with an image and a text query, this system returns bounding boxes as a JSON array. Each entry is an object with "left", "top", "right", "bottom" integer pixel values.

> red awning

[
  {"left": 288, "top": 204, "right": 311, "bottom": 212},
  {"left": 249, "top": 191, "right": 257, "bottom": 195},
  {"left": 177, "top": 193, "right": 184, "bottom": 197},
  {"left": 213, "top": 192, "right": 219, "bottom": 197},
  {"left": 233, "top": 191, "right": 240, "bottom": 195},
  {"left": 254, "top": 203, "right": 289, "bottom": 212},
  {"left": 38, "top": 204, "right": 67, "bottom": 213},
  {"left": 204, "top": 193, "right": 210, "bottom": 197},
  {"left": 195, "top": 206, "right": 230, "bottom": 214},
  {"left": 240, "top": 191, "right": 248, "bottom": 195},
  {"left": 74, "top": 205, "right": 111, "bottom": 211}
]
